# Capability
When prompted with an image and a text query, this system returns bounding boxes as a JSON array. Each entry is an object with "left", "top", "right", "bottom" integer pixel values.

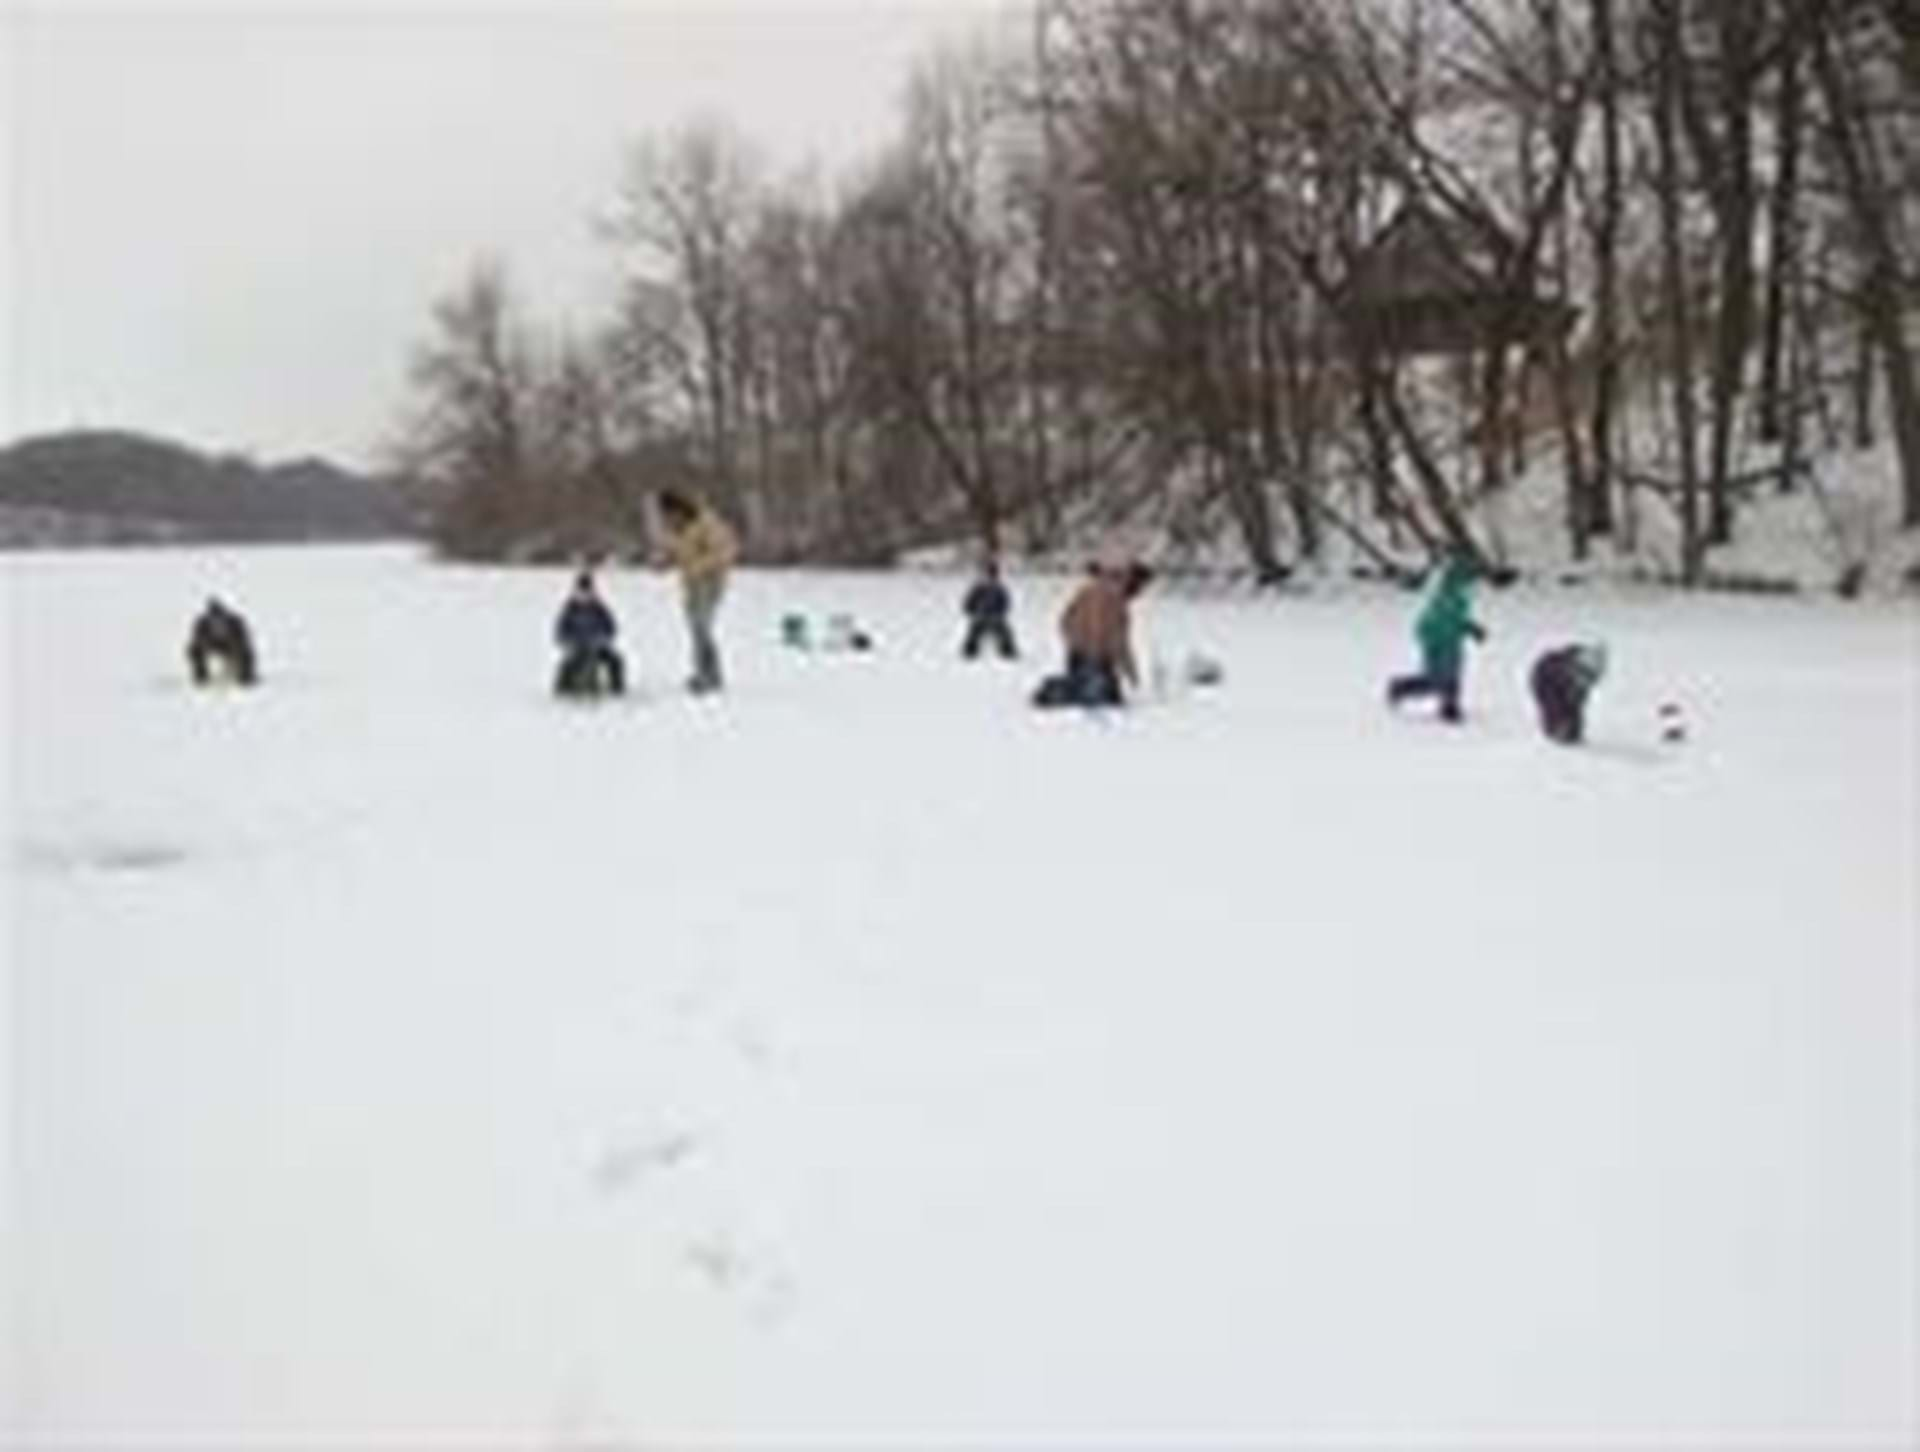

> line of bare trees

[{"left": 396, "top": 0, "right": 1918, "bottom": 588}]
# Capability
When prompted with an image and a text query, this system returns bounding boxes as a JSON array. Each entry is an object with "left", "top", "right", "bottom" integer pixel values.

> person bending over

[{"left": 1530, "top": 642, "right": 1607, "bottom": 744}]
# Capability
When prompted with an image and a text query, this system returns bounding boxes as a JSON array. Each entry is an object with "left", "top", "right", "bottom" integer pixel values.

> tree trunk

[
  {"left": 1377, "top": 364, "right": 1488, "bottom": 568},
  {"left": 1758, "top": 34, "right": 1805, "bottom": 445},
  {"left": 1548, "top": 219, "right": 1594, "bottom": 560},
  {"left": 1585, "top": 0, "right": 1624, "bottom": 544},
  {"left": 1855, "top": 319, "right": 1879, "bottom": 450},
  {"left": 1652, "top": 0, "right": 1704, "bottom": 583},
  {"left": 1678, "top": 0, "right": 1761, "bottom": 549}
]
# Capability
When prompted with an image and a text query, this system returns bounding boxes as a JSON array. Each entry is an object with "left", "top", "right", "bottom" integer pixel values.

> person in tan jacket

[
  {"left": 1034, "top": 560, "right": 1154, "bottom": 707},
  {"left": 658, "top": 489, "right": 738, "bottom": 694}
]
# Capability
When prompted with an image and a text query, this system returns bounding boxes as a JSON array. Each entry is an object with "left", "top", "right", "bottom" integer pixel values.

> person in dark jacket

[
  {"left": 1386, "top": 553, "right": 1487, "bottom": 723},
  {"left": 961, "top": 559, "right": 1017, "bottom": 659},
  {"left": 1530, "top": 642, "right": 1607, "bottom": 744},
  {"left": 187, "top": 597, "right": 257, "bottom": 685},
  {"left": 1033, "top": 560, "right": 1153, "bottom": 707},
  {"left": 554, "top": 571, "right": 626, "bottom": 697}
]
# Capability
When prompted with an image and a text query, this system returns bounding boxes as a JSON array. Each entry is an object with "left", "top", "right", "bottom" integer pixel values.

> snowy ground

[{"left": 5, "top": 544, "right": 1916, "bottom": 1448}]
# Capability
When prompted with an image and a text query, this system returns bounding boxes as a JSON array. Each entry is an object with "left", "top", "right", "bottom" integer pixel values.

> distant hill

[{"left": 0, "top": 430, "right": 421, "bottom": 548}]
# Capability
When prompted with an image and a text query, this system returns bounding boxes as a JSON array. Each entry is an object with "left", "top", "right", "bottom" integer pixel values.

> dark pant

[
  {"left": 1035, "top": 651, "right": 1123, "bottom": 708},
  {"left": 556, "top": 645, "right": 626, "bottom": 697},
  {"left": 1388, "top": 670, "right": 1462, "bottom": 721},
  {"left": 963, "top": 617, "right": 1018, "bottom": 660}
]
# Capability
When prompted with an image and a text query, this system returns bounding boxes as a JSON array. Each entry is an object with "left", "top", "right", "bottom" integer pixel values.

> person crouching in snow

[
  {"left": 1033, "top": 561, "right": 1153, "bottom": 707},
  {"left": 1530, "top": 642, "right": 1607, "bottom": 744},
  {"left": 657, "top": 489, "right": 738, "bottom": 695},
  {"left": 554, "top": 570, "right": 626, "bottom": 697},
  {"left": 1386, "top": 552, "right": 1487, "bottom": 723},
  {"left": 187, "top": 597, "right": 258, "bottom": 685},
  {"left": 961, "top": 558, "right": 1017, "bottom": 659}
]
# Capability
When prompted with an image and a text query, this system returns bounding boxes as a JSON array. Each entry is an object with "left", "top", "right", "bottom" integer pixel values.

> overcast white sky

[{"left": 2, "top": 1, "right": 1011, "bottom": 469}]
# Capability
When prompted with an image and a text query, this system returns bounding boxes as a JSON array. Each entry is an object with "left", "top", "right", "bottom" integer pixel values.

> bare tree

[
  {"left": 1645, "top": 0, "right": 1705, "bottom": 580},
  {"left": 1582, "top": 0, "right": 1627, "bottom": 547},
  {"left": 398, "top": 261, "right": 544, "bottom": 559},
  {"left": 1041, "top": 0, "right": 1335, "bottom": 580},
  {"left": 607, "top": 122, "right": 767, "bottom": 534},
  {"left": 835, "top": 44, "right": 1035, "bottom": 557},
  {"left": 540, "top": 334, "right": 654, "bottom": 556},
  {"left": 396, "top": 0, "right": 1920, "bottom": 577}
]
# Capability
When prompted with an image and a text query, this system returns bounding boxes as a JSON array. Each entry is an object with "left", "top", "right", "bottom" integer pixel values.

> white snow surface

[{"left": 5, "top": 545, "right": 1916, "bottom": 1448}]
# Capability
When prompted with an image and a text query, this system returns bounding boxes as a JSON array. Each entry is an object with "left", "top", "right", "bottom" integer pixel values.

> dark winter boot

[{"left": 689, "top": 633, "right": 723, "bottom": 694}]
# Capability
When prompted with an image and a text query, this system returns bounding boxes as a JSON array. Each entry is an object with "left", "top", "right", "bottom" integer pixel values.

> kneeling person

[
  {"left": 1034, "top": 561, "right": 1152, "bottom": 707},
  {"left": 554, "top": 571, "right": 626, "bottom": 697},
  {"left": 187, "top": 597, "right": 258, "bottom": 686}
]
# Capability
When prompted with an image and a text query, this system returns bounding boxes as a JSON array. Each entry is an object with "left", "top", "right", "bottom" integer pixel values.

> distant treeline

[
  {"left": 395, "top": 0, "right": 1920, "bottom": 586},
  {"left": 0, "top": 431, "right": 419, "bottom": 548}
]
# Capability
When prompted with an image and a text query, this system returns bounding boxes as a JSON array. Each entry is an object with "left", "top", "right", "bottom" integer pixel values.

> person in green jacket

[{"left": 1386, "top": 552, "right": 1488, "bottom": 723}]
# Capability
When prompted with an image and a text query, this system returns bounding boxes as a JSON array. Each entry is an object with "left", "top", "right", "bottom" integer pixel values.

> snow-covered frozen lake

[{"left": 5, "top": 544, "right": 1916, "bottom": 1446}]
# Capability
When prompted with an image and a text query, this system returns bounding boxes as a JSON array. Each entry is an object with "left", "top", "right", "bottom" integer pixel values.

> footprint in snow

[
  {"left": 590, "top": 1131, "right": 700, "bottom": 1197},
  {"left": 683, "top": 1232, "right": 798, "bottom": 1329},
  {"left": 16, "top": 838, "right": 189, "bottom": 875},
  {"left": 729, "top": 1016, "right": 779, "bottom": 1071}
]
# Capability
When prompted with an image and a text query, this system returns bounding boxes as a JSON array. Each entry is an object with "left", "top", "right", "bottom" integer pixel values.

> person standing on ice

[
  {"left": 1033, "top": 560, "right": 1153, "bottom": 707},
  {"left": 1385, "top": 551, "right": 1487, "bottom": 723},
  {"left": 961, "top": 557, "right": 1018, "bottom": 659},
  {"left": 553, "top": 570, "right": 626, "bottom": 697},
  {"left": 657, "top": 489, "right": 738, "bottom": 695},
  {"left": 1530, "top": 642, "right": 1607, "bottom": 744}
]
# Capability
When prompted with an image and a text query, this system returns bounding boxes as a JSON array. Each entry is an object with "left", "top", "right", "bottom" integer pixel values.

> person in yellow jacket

[{"left": 658, "top": 489, "right": 738, "bottom": 694}]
